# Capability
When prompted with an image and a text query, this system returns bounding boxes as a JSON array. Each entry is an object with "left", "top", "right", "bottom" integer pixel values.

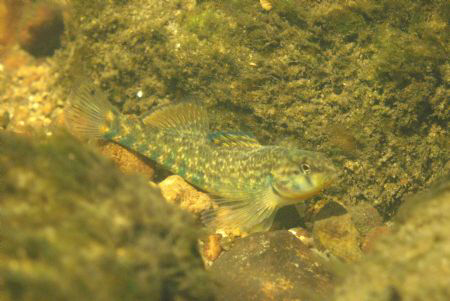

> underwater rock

[
  {"left": 55, "top": 0, "right": 448, "bottom": 223},
  {"left": 18, "top": 2, "right": 64, "bottom": 57},
  {"left": 159, "top": 175, "right": 213, "bottom": 216},
  {"left": 0, "top": 58, "right": 62, "bottom": 134},
  {"left": 210, "top": 230, "right": 334, "bottom": 301},
  {"left": 0, "top": 0, "right": 12, "bottom": 48},
  {"left": 98, "top": 141, "right": 155, "bottom": 179},
  {"left": 334, "top": 178, "right": 450, "bottom": 301},
  {"left": 0, "top": 131, "right": 215, "bottom": 301},
  {"left": 361, "top": 225, "right": 391, "bottom": 253},
  {"left": 347, "top": 202, "right": 383, "bottom": 237},
  {"left": 202, "top": 234, "right": 223, "bottom": 263},
  {"left": 288, "top": 227, "right": 315, "bottom": 248},
  {"left": 313, "top": 212, "right": 363, "bottom": 262},
  {"left": 312, "top": 200, "right": 383, "bottom": 261}
]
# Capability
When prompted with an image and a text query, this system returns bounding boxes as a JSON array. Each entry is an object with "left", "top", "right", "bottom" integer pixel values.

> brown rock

[
  {"left": 334, "top": 179, "right": 450, "bottom": 301},
  {"left": 202, "top": 234, "right": 222, "bottom": 262},
  {"left": 18, "top": 2, "right": 64, "bottom": 57},
  {"left": 1, "top": 47, "right": 33, "bottom": 70},
  {"left": 98, "top": 141, "right": 154, "bottom": 179},
  {"left": 210, "top": 230, "right": 334, "bottom": 301},
  {"left": 288, "top": 227, "right": 314, "bottom": 248},
  {"left": 0, "top": 1, "right": 9, "bottom": 46},
  {"left": 348, "top": 202, "right": 383, "bottom": 236},
  {"left": 159, "top": 175, "right": 213, "bottom": 215},
  {"left": 313, "top": 213, "right": 363, "bottom": 262},
  {"left": 0, "top": 0, "right": 21, "bottom": 51},
  {"left": 311, "top": 200, "right": 383, "bottom": 261},
  {"left": 361, "top": 225, "right": 391, "bottom": 253}
]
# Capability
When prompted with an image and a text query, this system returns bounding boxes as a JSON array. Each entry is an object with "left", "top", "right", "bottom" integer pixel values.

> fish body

[{"left": 65, "top": 83, "right": 337, "bottom": 233}]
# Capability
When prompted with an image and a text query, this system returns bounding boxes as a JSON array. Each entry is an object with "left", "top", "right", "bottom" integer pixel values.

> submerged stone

[
  {"left": 210, "top": 230, "right": 334, "bottom": 301},
  {"left": 56, "top": 0, "right": 448, "bottom": 223},
  {"left": 334, "top": 178, "right": 450, "bottom": 301},
  {"left": 312, "top": 200, "right": 382, "bottom": 261},
  {"left": 313, "top": 213, "right": 363, "bottom": 262},
  {"left": 0, "top": 131, "right": 215, "bottom": 301}
]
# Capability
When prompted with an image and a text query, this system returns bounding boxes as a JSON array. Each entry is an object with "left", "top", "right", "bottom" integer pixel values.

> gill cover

[{"left": 271, "top": 150, "right": 336, "bottom": 203}]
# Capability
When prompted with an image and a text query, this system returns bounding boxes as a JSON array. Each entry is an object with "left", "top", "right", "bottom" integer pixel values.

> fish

[{"left": 64, "top": 82, "right": 338, "bottom": 234}]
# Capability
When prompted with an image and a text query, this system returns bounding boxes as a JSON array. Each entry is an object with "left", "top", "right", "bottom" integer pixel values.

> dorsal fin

[
  {"left": 142, "top": 102, "right": 209, "bottom": 136},
  {"left": 208, "top": 131, "right": 261, "bottom": 149}
]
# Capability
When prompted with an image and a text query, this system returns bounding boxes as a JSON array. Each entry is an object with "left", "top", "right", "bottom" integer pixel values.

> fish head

[{"left": 270, "top": 148, "right": 337, "bottom": 203}]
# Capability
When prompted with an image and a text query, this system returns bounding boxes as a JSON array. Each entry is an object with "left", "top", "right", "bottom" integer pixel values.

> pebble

[
  {"left": 0, "top": 51, "right": 62, "bottom": 135},
  {"left": 310, "top": 200, "right": 385, "bottom": 262},
  {"left": 159, "top": 175, "right": 213, "bottom": 216},
  {"left": 98, "top": 141, "right": 155, "bottom": 179},
  {"left": 313, "top": 212, "right": 363, "bottom": 262},
  {"left": 202, "top": 234, "right": 223, "bottom": 263},
  {"left": 347, "top": 202, "right": 383, "bottom": 236},
  {"left": 288, "top": 227, "right": 314, "bottom": 248}
]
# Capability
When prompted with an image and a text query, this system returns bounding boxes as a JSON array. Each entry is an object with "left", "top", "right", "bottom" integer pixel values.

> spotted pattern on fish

[{"left": 64, "top": 82, "right": 338, "bottom": 233}]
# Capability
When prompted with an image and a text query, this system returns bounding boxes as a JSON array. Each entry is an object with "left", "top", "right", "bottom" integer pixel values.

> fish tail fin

[{"left": 64, "top": 81, "right": 120, "bottom": 139}]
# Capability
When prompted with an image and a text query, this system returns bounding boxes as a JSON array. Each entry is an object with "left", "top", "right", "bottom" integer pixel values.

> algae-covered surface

[
  {"left": 0, "top": 0, "right": 449, "bottom": 300},
  {"left": 333, "top": 177, "right": 450, "bottom": 300},
  {"left": 0, "top": 132, "right": 214, "bottom": 301},
  {"left": 56, "top": 0, "right": 448, "bottom": 219}
]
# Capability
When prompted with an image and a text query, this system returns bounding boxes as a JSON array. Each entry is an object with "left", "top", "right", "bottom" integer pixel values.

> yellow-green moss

[
  {"left": 54, "top": 0, "right": 448, "bottom": 220},
  {"left": 0, "top": 131, "right": 215, "bottom": 301}
]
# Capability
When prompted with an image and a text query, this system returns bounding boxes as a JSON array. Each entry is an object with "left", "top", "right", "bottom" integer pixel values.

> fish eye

[{"left": 301, "top": 163, "right": 311, "bottom": 174}]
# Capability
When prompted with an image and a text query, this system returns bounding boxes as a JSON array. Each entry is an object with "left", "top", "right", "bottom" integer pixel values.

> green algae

[
  {"left": 0, "top": 131, "right": 215, "bottom": 301},
  {"left": 333, "top": 177, "right": 450, "bottom": 301},
  {"left": 55, "top": 0, "right": 448, "bottom": 220}
]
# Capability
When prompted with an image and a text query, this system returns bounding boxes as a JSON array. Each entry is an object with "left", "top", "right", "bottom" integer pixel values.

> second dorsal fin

[
  {"left": 208, "top": 132, "right": 261, "bottom": 149},
  {"left": 142, "top": 102, "right": 209, "bottom": 136}
]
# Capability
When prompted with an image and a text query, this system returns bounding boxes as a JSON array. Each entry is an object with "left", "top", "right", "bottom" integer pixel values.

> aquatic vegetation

[
  {"left": 334, "top": 178, "right": 450, "bottom": 301},
  {"left": 0, "top": 131, "right": 214, "bottom": 301},
  {"left": 56, "top": 0, "right": 448, "bottom": 223}
]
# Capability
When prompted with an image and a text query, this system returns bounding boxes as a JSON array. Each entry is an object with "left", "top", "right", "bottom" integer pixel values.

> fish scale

[
  {"left": 114, "top": 117, "right": 271, "bottom": 192},
  {"left": 65, "top": 82, "right": 338, "bottom": 233}
]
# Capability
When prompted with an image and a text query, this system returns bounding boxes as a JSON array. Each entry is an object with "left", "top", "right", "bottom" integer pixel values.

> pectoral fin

[{"left": 201, "top": 188, "right": 279, "bottom": 233}]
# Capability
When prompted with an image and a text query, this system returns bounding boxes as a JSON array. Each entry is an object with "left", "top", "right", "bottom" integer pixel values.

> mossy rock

[
  {"left": 55, "top": 0, "right": 448, "bottom": 221},
  {"left": 0, "top": 131, "right": 214, "bottom": 301},
  {"left": 333, "top": 177, "right": 450, "bottom": 301}
]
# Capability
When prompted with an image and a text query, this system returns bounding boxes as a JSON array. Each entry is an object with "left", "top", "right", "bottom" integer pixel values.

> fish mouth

[
  {"left": 273, "top": 185, "right": 326, "bottom": 201},
  {"left": 272, "top": 173, "right": 335, "bottom": 201}
]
